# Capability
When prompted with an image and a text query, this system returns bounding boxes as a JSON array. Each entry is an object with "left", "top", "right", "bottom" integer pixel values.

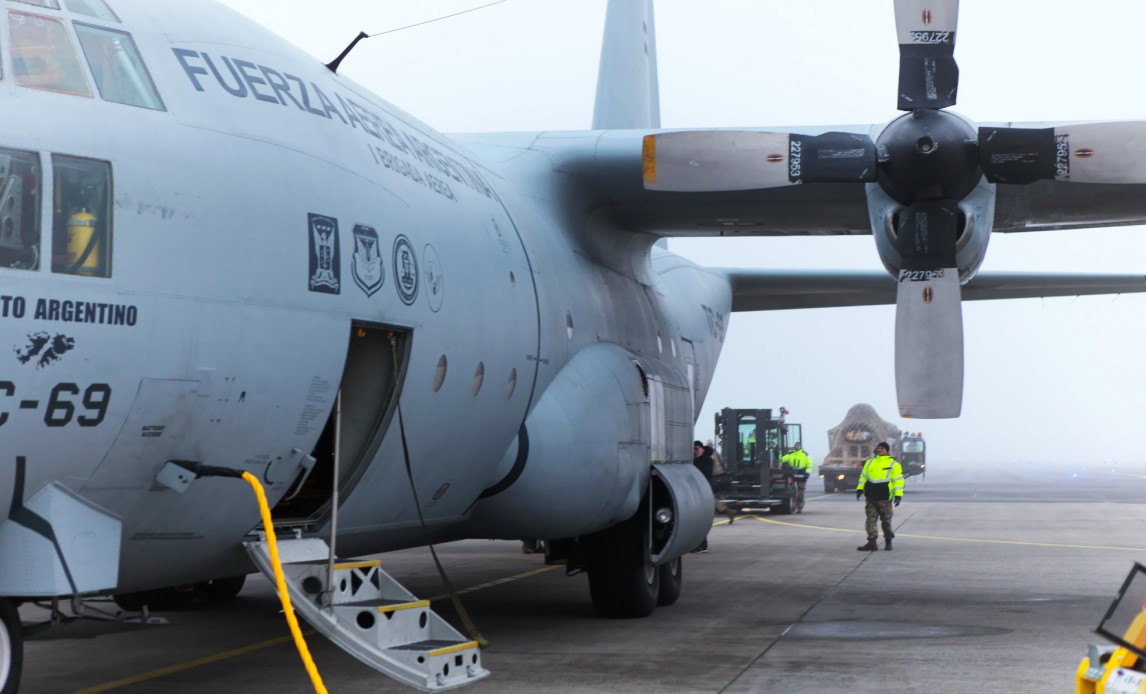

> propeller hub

[{"left": 876, "top": 109, "right": 980, "bottom": 206}]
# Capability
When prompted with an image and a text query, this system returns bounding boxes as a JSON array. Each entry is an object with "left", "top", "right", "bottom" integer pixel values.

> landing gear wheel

[
  {"left": 203, "top": 575, "right": 247, "bottom": 600},
  {"left": 0, "top": 598, "right": 22, "bottom": 694},
  {"left": 114, "top": 585, "right": 203, "bottom": 612},
  {"left": 656, "top": 556, "right": 683, "bottom": 607},
  {"left": 586, "top": 509, "right": 660, "bottom": 618}
]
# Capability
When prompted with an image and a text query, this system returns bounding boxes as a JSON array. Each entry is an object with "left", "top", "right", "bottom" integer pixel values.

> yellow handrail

[{"left": 241, "top": 471, "right": 328, "bottom": 694}]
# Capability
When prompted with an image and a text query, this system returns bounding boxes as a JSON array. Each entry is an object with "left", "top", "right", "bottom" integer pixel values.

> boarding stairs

[{"left": 245, "top": 538, "right": 488, "bottom": 691}]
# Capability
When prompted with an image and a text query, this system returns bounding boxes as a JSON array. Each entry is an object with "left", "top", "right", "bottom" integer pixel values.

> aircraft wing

[
  {"left": 463, "top": 127, "right": 1146, "bottom": 419},
  {"left": 985, "top": 121, "right": 1146, "bottom": 233},
  {"left": 993, "top": 179, "right": 1146, "bottom": 233},
  {"left": 725, "top": 270, "right": 1146, "bottom": 312},
  {"left": 461, "top": 126, "right": 1146, "bottom": 235},
  {"left": 463, "top": 129, "right": 874, "bottom": 236}
]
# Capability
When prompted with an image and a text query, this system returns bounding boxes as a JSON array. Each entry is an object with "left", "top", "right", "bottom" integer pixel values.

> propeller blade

[
  {"left": 893, "top": 201, "right": 963, "bottom": 419},
  {"left": 894, "top": 0, "right": 960, "bottom": 110},
  {"left": 979, "top": 122, "right": 1146, "bottom": 184},
  {"left": 642, "top": 131, "right": 876, "bottom": 192},
  {"left": 895, "top": 268, "right": 963, "bottom": 418}
]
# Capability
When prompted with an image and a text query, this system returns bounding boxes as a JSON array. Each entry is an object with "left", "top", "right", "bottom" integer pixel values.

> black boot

[
  {"left": 856, "top": 538, "right": 877, "bottom": 551},
  {"left": 884, "top": 538, "right": 892, "bottom": 551}
]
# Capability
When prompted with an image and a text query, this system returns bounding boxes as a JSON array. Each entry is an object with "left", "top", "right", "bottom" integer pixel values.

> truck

[
  {"left": 819, "top": 403, "right": 903, "bottom": 493},
  {"left": 714, "top": 407, "right": 804, "bottom": 514}
]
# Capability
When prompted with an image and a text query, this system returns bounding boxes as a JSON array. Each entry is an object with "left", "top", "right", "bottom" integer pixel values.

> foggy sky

[{"left": 216, "top": 0, "right": 1146, "bottom": 465}]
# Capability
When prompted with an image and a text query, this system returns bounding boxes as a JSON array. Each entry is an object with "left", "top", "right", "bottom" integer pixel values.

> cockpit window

[
  {"left": 74, "top": 23, "right": 162, "bottom": 109},
  {"left": 10, "top": 0, "right": 61, "bottom": 10},
  {"left": 62, "top": 0, "right": 117, "bottom": 22},
  {"left": 51, "top": 154, "right": 111, "bottom": 277},
  {"left": 9, "top": 11, "right": 92, "bottom": 96},
  {"left": 0, "top": 148, "right": 42, "bottom": 271}
]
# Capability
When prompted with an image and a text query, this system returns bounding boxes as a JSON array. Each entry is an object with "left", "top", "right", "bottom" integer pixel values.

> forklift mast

[
  {"left": 716, "top": 408, "right": 801, "bottom": 474},
  {"left": 713, "top": 408, "right": 803, "bottom": 514}
]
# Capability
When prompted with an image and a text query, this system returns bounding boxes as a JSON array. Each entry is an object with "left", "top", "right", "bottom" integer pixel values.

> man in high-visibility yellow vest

[
  {"left": 855, "top": 441, "right": 904, "bottom": 551},
  {"left": 780, "top": 442, "right": 814, "bottom": 513}
]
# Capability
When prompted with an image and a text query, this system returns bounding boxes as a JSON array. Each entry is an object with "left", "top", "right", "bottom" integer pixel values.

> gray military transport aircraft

[{"left": 3, "top": 0, "right": 1146, "bottom": 690}]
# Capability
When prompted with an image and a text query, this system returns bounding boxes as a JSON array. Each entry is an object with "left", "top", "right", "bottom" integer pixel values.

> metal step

[{"left": 245, "top": 538, "right": 489, "bottom": 691}]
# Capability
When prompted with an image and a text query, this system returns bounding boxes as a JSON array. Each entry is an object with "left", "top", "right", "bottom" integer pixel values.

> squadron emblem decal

[
  {"left": 351, "top": 224, "right": 384, "bottom": 297},
  {"left": 393, "top": 235, "right": 419, "bottom": 305},
  {"left": 307, "top": 213, "right": 340, "bottom": 294}
]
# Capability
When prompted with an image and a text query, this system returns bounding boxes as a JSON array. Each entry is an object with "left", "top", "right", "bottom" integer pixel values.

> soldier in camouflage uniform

[{"left": 855, "top": 441, "right": 904, "bottom": 551}]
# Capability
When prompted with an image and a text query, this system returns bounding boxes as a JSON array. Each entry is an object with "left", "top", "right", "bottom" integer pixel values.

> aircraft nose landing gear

[{"left": 0, "top": 598, "right": 22, "bottom": 694}]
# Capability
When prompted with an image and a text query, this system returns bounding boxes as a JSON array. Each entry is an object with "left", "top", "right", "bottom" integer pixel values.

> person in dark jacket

[
  {"left": 703, "top": 442, "right": 736, "bottom": 523},
  {"left": 692, "top": 441, "right": 713, "bottom": 552},
  {"left": 855, "top": 441, "right": 905, "bottom": 551},
  {"left": 693, "top": 441, "right": 736, "bottom": 553},
  {"left": 693, "top": 440, "right": 714, "bottom": 480}
]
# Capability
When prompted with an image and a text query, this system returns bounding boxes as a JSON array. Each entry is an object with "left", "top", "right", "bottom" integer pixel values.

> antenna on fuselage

[
  {"left": 324, "top": 0, "right": 508, "bottom": 74},
  {"left": 325, "top": 32, "right": 368, "bottom": 73}
]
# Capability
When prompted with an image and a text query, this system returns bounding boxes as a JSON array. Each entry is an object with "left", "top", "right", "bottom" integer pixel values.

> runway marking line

[
  {"left": 73, "top": 564, "right": 561, "bottom": 692},
  {"left": 752, "top": 515, "right": 1146, "bottom": 552},
  {"left": 70, "top": 633, "right": 305, "bottom": 693},
  {"left": 428, "top": 564, "right": 561, "bottom": 602}
]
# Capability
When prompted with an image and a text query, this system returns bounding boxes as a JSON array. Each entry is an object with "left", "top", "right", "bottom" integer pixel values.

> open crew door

[{"left": 273, "top": 323, "right": 409, "bottom": 521}]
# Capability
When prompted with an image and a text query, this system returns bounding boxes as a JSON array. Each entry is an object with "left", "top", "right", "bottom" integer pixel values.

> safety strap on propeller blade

[
  {"left": 893, "top": 200, "right": 963, "bottom": 419},
  {"left": 894, "top": 0, "right": 960, "bottom": 110},
  {"left": 642, "top": 131, "right": 876, "bottom": 192},
  {"left": 980, "top": 122, "right": 1146, "bottom": 184}
]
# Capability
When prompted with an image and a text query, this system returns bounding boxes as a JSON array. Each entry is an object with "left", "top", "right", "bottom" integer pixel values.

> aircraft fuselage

[{"left": 0, "top": 0, "right": 729, "bottom": 594}]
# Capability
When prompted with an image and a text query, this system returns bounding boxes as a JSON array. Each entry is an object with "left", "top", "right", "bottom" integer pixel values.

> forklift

[
  {"left": 714, "top": 408, "right": 803, "bottom": 514},
  {"left": 1076, "top": 562, "right": 1146, "bottom": 693}
]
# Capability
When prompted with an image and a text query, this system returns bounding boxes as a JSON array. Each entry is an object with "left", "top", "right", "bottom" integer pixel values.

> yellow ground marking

[
  {"left": 71, "top": 633, "right": 307, "bottom": 693},
  {"left": 427, "top": 564, "right": 561, "bottom": 602},
  {"left": 752, "top": 515, "right": 1146, "bottom": 552},
  {"left": 78, "top": 564, "right": 561, "bottom": 692}
]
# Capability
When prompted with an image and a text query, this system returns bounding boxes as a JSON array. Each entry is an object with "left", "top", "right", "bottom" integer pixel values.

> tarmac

[{"left": 18, "top": 459, "right": 1146, "bottom": 693}]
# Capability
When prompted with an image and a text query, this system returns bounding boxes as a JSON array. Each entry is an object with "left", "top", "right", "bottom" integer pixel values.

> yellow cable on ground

[{"left": 241, "top": 471, "right": 328, "bottom": 694}]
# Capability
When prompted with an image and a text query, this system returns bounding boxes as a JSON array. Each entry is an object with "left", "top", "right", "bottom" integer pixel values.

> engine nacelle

[
  {"left": 865, "top": 177, "right": 997, "bottom": 284},
  {"left": 648, "top": 462, "right": 713, "bottom": 564}
]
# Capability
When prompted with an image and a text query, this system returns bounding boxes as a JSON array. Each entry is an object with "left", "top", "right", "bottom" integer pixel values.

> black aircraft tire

[
  {"left": 203, "top": 575, "right": 247, "bottom": 600},
  {"left": 112, "top": 592, "right": 143, "bottom": 612},
  {"left": 0, "top": 598, "right": 22, "bottom": 694},
  {"left": 588, "top": 555, "right": 659, "bottom": 618},
  {"left": 656, "top": 557, "right": 683, "bottom": 607},
  {"left": 114, "top": 586, "right": 203, "bottom": 612},
  {"left": 586, "top": 513, "right": 660, "bottom": 619}
]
